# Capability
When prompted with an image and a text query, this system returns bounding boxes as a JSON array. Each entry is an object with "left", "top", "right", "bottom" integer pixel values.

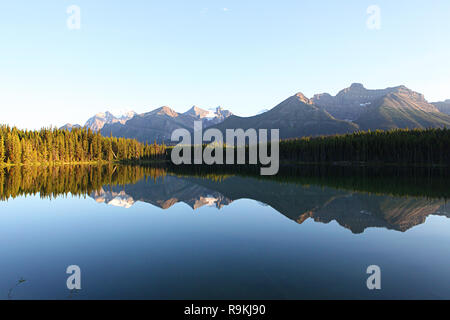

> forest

[
  {"left": 164, "top": 128, "right": 450, "bottom": 166},
  {"left": 279, "top": 128, "right": 450, "bottom": 164},
  {"left": 0, "top": 125, "right": 167, "bottom": 165},
  {"left": 1, "top": 126, "right": 449, "bottom": 166}
]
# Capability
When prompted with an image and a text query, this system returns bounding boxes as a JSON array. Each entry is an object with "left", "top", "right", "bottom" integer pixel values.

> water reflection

[
  {"left": 1, "top": 164, "right": 448, "bottom": 234},
  {"left": 92, "top": 174, "right": 448, "bottom": 234}
]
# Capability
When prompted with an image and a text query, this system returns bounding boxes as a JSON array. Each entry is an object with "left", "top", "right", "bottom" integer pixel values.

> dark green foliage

[
  {"left": 0, "top": 136, "right": 4, "bottom": 163},
  {"left": 1, "top": 126, "right": 448, "bottom": 166},
  {"left": 0, "top": 126, "right": 167, "bottom": 165},
  {"left": 165, "top": 128, "right": 450, "bottom": 166},
  {"left": 279, "top": 128, "right": 450, "bottom": 165}
]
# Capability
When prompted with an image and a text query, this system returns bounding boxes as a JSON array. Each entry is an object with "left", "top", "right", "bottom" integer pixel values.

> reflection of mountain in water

[
  {"left": 92, "top": 189, "right": 136, "bottom": 208},
  {"left": 91, "top": 175, "right": 233, "bottom": 210},
  {"left": 91, "top": 174, "right": 449, "bottom": 234},
  {"left": 297, "top": 195, "right": 447, "bottom": 233}
]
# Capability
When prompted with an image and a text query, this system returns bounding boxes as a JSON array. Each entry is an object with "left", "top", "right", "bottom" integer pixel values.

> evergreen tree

[
  {"left": 0, "top": 136, "right": 5, "bottom": 163},
  {"left": 0, "top": 125, "right": 167, "bottom": 165}
]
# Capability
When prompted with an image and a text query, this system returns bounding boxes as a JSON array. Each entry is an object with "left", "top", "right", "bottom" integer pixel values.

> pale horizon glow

[{"left": 1, "top": 0, "right": 449, "bottom": 130}]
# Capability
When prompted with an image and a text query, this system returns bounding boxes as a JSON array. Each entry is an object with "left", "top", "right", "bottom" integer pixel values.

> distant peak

[
  {"left": 185, "top": 105, "right": 209, "bottom": 115},
  {"left": 189, "top": 105, "right": 203, "bottom": 112},
  {"left": 293, "top": 92, "right": 313, "bottom": 105},
  {"left": 155, "top": 106, "right": 178, "bottom": 117},
  {"left": 313, "top": 92, "right": 332, "bottom": 99},
  {"left": 350, "top": 83, "right": 365, "bottom": 89},
  {"left": 161, "top": 105, "right": 176, "bottom": 112},
  {"left": 122, "top": 110, "right": 136, "bottom": 117},
  {"left": 337, "top": 83, "right": 368, "bottom": 96},
  {"left": 392, "top": 85, "right": 414, "bottom": 93}
]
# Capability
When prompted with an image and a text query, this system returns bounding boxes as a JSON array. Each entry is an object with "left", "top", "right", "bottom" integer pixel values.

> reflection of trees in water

[
  {"left": 0, "top": 165, "right": 167, "bottom": 201},
  {"left": 1, "top": 163, "right": 449, "bottom": 201},
  {"left": 1, "top": 164, "right": 449, "bottom": 234},
  {"left": 7, "top": 277, "right": 26, "bottom": 299},
  {"left": 175, "top": 174, "right": 449, "bottom": 233},
  {"left": 168, "top": 164, "right": 450, "bottom": 199}
]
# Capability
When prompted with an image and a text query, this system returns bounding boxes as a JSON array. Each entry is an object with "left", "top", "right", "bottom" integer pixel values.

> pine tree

[
  {"left": 0, "top": 136, "right": 5, "bottom": 163},
  {"left": 106, "top": 139, "right": 113, "bottom": 161},
  {"left": 21, "top": 140, "right": 34, "bottom": 164},
  {"left": 10, "top": 134, "right": 22, "bottom": 164}
]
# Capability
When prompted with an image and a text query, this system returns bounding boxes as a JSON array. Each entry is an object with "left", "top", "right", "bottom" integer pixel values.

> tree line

[
  {"left": 1, "top": 126, "right": 449, "bottom": 166},
  {"left": 165, "top": 128, "right": 450, "bottom": 166},
  {"left": 0, "top": 126, "right": 167, "bottom": 165},
  {"left": 279, "top": 128, "right": 450, "bottom": 165}
]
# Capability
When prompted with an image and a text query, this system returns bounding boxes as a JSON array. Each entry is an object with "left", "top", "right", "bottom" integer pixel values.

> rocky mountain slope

[
  {"left": 355, "top": 86, "right": 450, "bottom": 130},
  {"left": 432, "top": 99, "right": 450, "bottom": 115},
  {"left": 61, "top": 111, "right": 136, "bottom": 132},
  {"left": 60, "top": 123, "right": 82, "bottom": 131},
  {"left": 213, "top": 93, "right": 358, "bottom": 140},
  {"left": 62, "top": 84, "right": 450, "bottom": 141},
  {"left": 101, "top": 106, "right": 233, "bottom": 143},
  {"left": 312, "top": 83, "right": 450, "bottom": 130},
  {"left": 85, "top": 111, "right": 137, "bottom": 131}
]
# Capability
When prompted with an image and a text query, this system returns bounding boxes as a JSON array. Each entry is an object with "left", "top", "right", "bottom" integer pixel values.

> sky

[{"left": 1, "top": 0, "right": 450, "bottom": 129}]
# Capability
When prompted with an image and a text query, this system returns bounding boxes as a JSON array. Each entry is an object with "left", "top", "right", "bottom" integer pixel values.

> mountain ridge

[
  {"left": 61, "top": 110, "right": 137, "bottom": 132},
  {"left": 213, "top": 92, "right": 358, "bottom": 139},
  {"left": 432, "top": 99, "right": 450, "bottom": 115},
  {"left": 100, "top": 105, "right": 233, "bottom": 143},
  {"left": 61, "top": 84, "right": 450, "bottom": 142}
]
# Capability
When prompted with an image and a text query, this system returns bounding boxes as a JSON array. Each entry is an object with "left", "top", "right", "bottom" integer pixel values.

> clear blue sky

[{"left": 1, "top": 0, "right": 449, "bottom": 129}]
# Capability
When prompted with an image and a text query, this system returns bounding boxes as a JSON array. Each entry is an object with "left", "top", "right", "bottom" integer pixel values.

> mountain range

[
  {"left": 100, "top": 106, "right": 232, "bottom": 143},
  {"left": 61, "top": 111, "right": 137, "bottom": 132},
  {"left": 61, "top": 106, "right": 233, "bottom": 142},
  {"left": 214, "top": 92, "right": 358, "bottom": 139},
  {"left": 213, "top": 83, "right": 450, "bottom": 139},
  {"left": 432, "top": 99, "right": 450, "bottom": 115},
  {"left": 61, "top": 84, "right": 450, "bottom": 142}
]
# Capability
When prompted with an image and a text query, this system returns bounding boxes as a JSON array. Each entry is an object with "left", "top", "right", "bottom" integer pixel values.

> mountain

[
  {"left": 101, "top": 106, "right": 188, "bottom": 143},
  {"left": 257, "top": 109, "right": 270, "bottom": 115},
  {"left": 312, "top": 83, "right": 450, "bottom": 130},
  {"left": 101, "top": 106, "right": 233, "bottom": 143},
  {"left": 312, "top": 83, "right": 407, "bottom": 120},
  {"left": 182, "top": 106, "right": 233, "bottom": 127},
  {"left": 60, "top": 123, "right": 82, "bottom": 131},
  {"left": 63, "top": 85, "right": 450, "bottom": 141},
  {"left": 84, "top": 111, "right": 137, "bottom": 132},
  {"left": 213, "top": 93, "right": 358, "bottom": 139},
  {"left": 432, "top": 99, "right": 450, "bottom": 115},
  {"left": 60, "top": 111, "right": 136, "bottom": 132},
  {"left": 354, "top": 86, "right": 450, "bottom": 130}
]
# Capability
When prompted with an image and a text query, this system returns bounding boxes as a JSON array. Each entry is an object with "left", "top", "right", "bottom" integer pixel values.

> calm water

[{"left": 0, "top": 165, "right": 449, "bottom": 299}]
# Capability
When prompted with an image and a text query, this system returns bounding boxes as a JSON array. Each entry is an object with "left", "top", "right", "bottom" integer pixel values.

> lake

[{"left": 0, "top": 164, "right": 449, "bottom": 299}]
